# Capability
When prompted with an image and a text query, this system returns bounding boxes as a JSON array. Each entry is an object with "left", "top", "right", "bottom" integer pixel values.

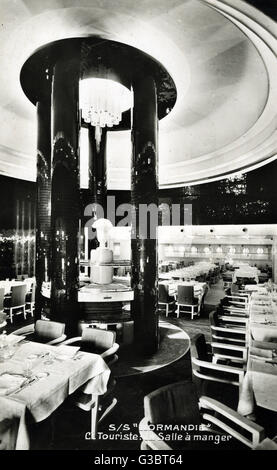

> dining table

[
  {"left": 237, "top": 289, "right": 277, "bottom": 418},
  {"left": 0, "top": 278, "right": 35, "bottom": 296},
  {"left": 0, "top": 337, "right": 111, "bottom": 449},
  {"left": 233, "top": 268, "right": 260, "bottom": 284},
  {"left": 159, "top": 261, "right": 216, "bottom": 281},
  {"left": 159, "top": 280, "right": 208, "bottom": 299}
]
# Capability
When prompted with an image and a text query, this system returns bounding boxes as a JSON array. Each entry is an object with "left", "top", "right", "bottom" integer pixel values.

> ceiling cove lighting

[{"left": 79, "top": 78, "right": 133, "bottom": 149}]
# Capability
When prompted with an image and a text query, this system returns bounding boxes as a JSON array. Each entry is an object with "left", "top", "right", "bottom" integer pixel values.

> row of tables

[
  {"left": 238, "top": 284, "right": 277, "bottom": 418},
  {"left": 159, "top": 261, "right": 217, "bottom": 281}
]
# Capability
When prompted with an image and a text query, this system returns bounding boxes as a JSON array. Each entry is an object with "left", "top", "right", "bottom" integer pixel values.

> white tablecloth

[
  {"left": 159, "top": 262, "right": 216, "bottom": 281},
  {"left": 233, "top": 268, "right": 259, "bottom": 284},
  {"left": 238, "top": 357, "right": 277, "bottom": 415},
  {"left": 0, "top": 341, "right": 110, "bottom": 449},
  {"left": 249, "top": 296, "right": 277, "bottom": 342},
  {"left": 159, "top": 280, "right": 208, "bottom": 299},
  {"left": 238, "top": 292, "right": 277, "bottom": 416},
  {"left": 0, "top": 279, "right": 35, "bottom": 295}
]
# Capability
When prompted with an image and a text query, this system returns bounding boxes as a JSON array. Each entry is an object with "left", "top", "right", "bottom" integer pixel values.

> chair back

[
  {"left": 231, "top": 283, "right": 239, "bottom": 294},
  {"left": 144, "top": 381, "right": 201, "bottom": 425},
  {"left": 222, "top": 273, "right": 233, "bottom": 282},
  {"left": 177, "top": 285, "right": 194, "bottom": 304},
  {"left": 29, "top": 283, "right": 36, "bottom": 303},
  {"left": 190, "top": 334, "right": 216, "bottom": 395},
  {"left": 158, "top": 284, "right": 170, "bottom": 303},
  {"left": 35, "top": 320, "right": 65, "bottom": 341},
  {"left": 81, "top": 328, "right": 115, "bottom": 353},
  {"left": 246, "top": 278, "right": 257, "bottom": 285},
  {"left": 209, "top": 311, "right": 219, "bottom": 327},
  {"left": 0, "top": 288, "right": 5, "bottom": 311},
  {"left": 10, "top": 285, "right": 27, "bottom": 307},
  {"left": 190, "top": 334, "right": 209, "bottom": 362}
]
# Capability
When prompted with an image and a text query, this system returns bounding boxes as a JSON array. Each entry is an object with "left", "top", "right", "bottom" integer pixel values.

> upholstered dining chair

[
  {"left": 139, "top": 381, "right": 264, "bottom": 450},
  {"left": 190, "top": 334, "right": 245, "bottom": 409},
  {"left": 25, "top": 283, "right": 35, "bottom": 317},
  {"left": 220, "top": 296, "right": 249, "bottom": 319},
  {"left": 209, "top": 312, "right": 248, "bottom": 364},
  {"left": 4, "top": 284, "right": 28, "bottom": 324},
  {"left": 175, "top": 285, "right": 200, "bottom": 320},
  {"left": 222, "top": 273, "right": 233, "bottom": 290},
  {"left": 12, "top": 319, "right": 66, "bottom": 345},
  {"left": 62, "top": 328, "right": 119, "bottom": 366},
  {"left": 158, "top": 284, "right": 175, "bottom": 317},
  {"left": 0, "top": 288, "right": 6, "bottom": 332},
  {"left": 209, "top": 311, "right": 247, "bottom": 346},
  {"left": 64, "top": 328, "right": 118, "bottom": 439},
  {"left": 72, "top": 375, "right": 117, "bottom": 440}
]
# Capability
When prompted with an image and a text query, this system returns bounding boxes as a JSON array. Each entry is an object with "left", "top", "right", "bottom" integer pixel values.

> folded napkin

[
  {"left": 0, "top": 373, "right": 26, "bottom": 396},
  {"left": 6, "top": 334, "right": 26, "bottom": 344},
  {"left": 55, "top": 345, "right": 80, "bottom": 359}
]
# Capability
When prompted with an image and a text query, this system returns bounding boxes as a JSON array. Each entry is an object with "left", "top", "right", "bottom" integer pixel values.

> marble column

[
  {"left": 88, "top": 126, "right": 107, "bottom": 210},
  {"left": 131, "top": 75, "right": 159, "bottom": 355},
  {"left": 35, "top": 98, "right": 51, "bottom": 321},
  {"left": 50, "top": 54, "right": 81, "bottom": 335},
  {"left": 87, "top": 126, "right": 107, "bottom": 253}
]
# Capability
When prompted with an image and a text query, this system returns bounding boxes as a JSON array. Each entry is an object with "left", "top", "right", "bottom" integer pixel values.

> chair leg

[
  {"left": 166, "top": 305, "right": 168, "bottom": 317},
  {"left": 191, "top": 306, "right": 194, "bottom": 320},
  {"left": 176, "top": 305, "right": 180, "bottom": 319},
  {"left": 10, "top": 308, "right": 13, "bottom": 324},
  {"left": 98, "top": 398, "right": 117, "bottom": 424},
  {"left": 23, "top": 306, "right": 26, "bottom": 320},
  {"left": 90, "top": 395, "right": 99, "bottom": 440}
]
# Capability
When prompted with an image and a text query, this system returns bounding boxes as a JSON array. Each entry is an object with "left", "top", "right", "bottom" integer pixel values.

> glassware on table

[
  {"left": 43, "top": 352, "right": 54, "bottom": 365},
  {"left": 0, "top": 331, "right": 14, "bottom": 362},
  {"left": 23, "top": 359, "right": 33, "bottom": 378}
]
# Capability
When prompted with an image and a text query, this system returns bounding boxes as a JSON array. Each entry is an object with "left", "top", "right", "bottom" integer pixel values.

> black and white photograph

[{"left": 0, "top": 0, "right": 276, "bottom": 456}]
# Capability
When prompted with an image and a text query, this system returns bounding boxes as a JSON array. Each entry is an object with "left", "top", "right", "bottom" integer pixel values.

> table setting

[
  {"left": 0, "top": 339, "right": 111, "bottom": 449},
  {"left": 238, "top": 289, "right": 277, "bottom": 418}
]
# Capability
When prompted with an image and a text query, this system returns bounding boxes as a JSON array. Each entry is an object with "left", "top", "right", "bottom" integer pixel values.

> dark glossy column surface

[
  {"left": 50, "top": 54, "right": 81, "bottom": 335},
  {"left": 87, "top": 126, "right": 107, "bottom": 253},
  {"left": 131, "top": 75, "right": 159, "bottom": 355},
  {"left": 88, "top": 126, "right": 107, "bottom": 209},
  {"left": 35, "top": 98, "right": 51, "bottom": 321}
]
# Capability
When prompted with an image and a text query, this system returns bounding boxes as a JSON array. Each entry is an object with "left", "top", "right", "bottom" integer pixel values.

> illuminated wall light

[
  {"left": 257, "top": 247, "right": 264, "bottom": 254},
  {"left": 80, "top": 127, "right": 89, "bottom": 189},
  {"left": 204, "top": 247, "right": 210, "bottom": 254},
  {"left": 229, "top": 247, "right": 236, "bottom": 254},
  {"left": 216, "top": 246, "right": 222, "bottom": 253},
  {"left": 191, "top": 246, "right": 197, "bottom": 254},
  {"left": 243, "top": 247, "right": 249, "bottom": 255}
]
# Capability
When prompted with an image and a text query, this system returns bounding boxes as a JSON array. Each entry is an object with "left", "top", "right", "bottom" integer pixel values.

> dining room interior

[{"left": 0, "top": 0, "right": 277, "bottom": 453}]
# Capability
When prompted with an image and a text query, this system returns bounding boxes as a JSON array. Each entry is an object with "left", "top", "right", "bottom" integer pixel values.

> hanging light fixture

[{"left": 79, "top": 78, "right": 133, "bottom": 150}]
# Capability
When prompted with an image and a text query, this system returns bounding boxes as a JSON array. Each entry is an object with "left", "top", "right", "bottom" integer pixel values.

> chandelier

[{"left": 79, "top": 78, "right": 133, "bottom": 149}]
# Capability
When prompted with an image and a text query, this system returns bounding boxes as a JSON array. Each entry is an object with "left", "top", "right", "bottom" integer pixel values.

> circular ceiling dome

[{"left": 0, "top": 0, "right": 276, "bottom": 188}]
